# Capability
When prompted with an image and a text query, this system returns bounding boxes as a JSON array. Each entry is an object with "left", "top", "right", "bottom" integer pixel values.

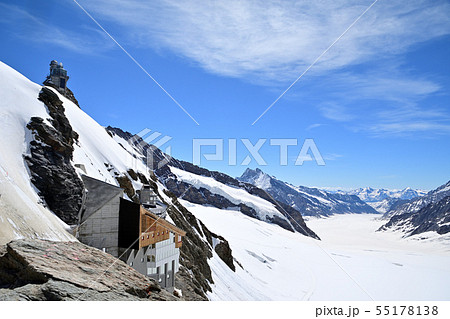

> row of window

[{"left": 141, "top": 230, "right": 170, "bottom": 241}]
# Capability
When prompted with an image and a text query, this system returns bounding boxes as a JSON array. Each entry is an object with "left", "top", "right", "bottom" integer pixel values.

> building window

[
  {"left": 147, "top": 235, "right": 149, "bottom": 239},
  {"left": 141, "top": 258, "right": 144, "bottom": 262},
  {"left": 130, "top": 262, "right": 133, "bottom": 266}
]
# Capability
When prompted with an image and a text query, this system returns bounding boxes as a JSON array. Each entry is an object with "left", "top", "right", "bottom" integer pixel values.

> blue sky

[{"left": 1, "top": 0, "right": 450, "bottom": 190}]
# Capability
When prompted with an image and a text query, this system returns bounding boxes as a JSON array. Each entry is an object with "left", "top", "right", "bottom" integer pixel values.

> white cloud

[
  {"left": 366, "top": 103, "right": 450, "bottom": 136},
  {"left": 318, "top": 103, "right": 355, "bottom": 122},
  {"left": 306, "top": 123, "right": 324, "bottom": 131},
  {"left": 80, "top": 0, "right": 450, "bottom": 81},
  {"left": 365, "top": 121, "right": 450, "bottom": 137},
  {"left": 335, "top": 73, "right": 442, "bottom": 102}
]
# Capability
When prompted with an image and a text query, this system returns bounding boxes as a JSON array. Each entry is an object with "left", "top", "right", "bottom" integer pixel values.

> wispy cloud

[
  {"left": 298, "top": 68, "right": 450, "bottom": 136},
  {"left": 306, "top": 123, "right": 324, "bottom": 131},
  {"left": 80, "top": 0, "right": 450, "bottom": 82},
  {"left": 318, "top": 103, "right": 355, "bottom": 122},
  {"left": 364, "top": 120, "right": 450, "bottom": 137},
  {"left": 333, "top": 72, "right": 442, "bottom": 102},
  {"left": 0, "top": 3, "right": 112, "bottom": 55}
]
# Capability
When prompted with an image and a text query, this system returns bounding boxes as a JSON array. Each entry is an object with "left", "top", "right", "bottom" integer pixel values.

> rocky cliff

[
  {"left": 383, "top": 181, "right": 450, "bottom": 219},
  {"left": 24, "top": 87, "right": 84, "bottom": 225},
  {"left": 379, "top": 196, "right": 450, "bottom": 236}
]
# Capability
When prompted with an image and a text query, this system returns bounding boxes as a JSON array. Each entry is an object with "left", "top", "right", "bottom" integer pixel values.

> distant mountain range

[
  {"left": 238, "top": 168, "right": 450, "bottom": 237},
  {"left": 347, "top": 187, "right": 428, "bottom": 202},
  {"left": 382, "top": 180, "right": 450, "bottom": 219},
  {"left": 324, "top": 187, "right": 428, "bottom": 214},
  {"left": 238, "top": 168, "right": 378, "bottom": 216},
  {"left": 379, "top": 181, "right": 450, "bottom": 236}
]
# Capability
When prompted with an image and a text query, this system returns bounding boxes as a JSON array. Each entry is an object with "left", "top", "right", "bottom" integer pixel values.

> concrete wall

[{"left": 78, "top": 195, "right": 121, "bottom": 257}]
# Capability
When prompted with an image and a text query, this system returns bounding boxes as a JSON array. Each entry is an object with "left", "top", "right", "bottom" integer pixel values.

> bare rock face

[
  {"left": 116, "top": 175, "right": 139, "bottom": 203},
  {"left": 379, "top": 196, "right": 450, "bottom": 236},
  {"left": 24, "top": 87, "right": 84, "bottom": 225},
  {"left": 42, "top": 81, "right": 80, "bottom": 108},
  {"left": 0, "top": 239, "right": 177, "bottom": 301}
]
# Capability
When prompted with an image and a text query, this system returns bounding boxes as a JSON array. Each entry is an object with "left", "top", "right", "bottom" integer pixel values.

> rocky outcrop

[
  {"left": 379, "top": 196, "right": 450, "bottom": 236},
  {"left": 210, "top": 234, "right": 236, "bottom": 272},
  {"left": 383, "top": 180, "right": 450, "bottom": 219},
  {"left": 164, "top": 190, "right": 237, "bottom": 300},
  {"left": 165, "top": 196, "right": 213, "bottom": 300},
  {"left": 24, "top": 87, "right": 84, "bottom": 224},
  {"left": 116, "top": 175, "right": 139, "bottom": 203},
  {"left": 43, "top": 81, "right": 80, "bottom": 108},
  {"left": 0, "top": 239, "right": 176, "bottom": 301}
]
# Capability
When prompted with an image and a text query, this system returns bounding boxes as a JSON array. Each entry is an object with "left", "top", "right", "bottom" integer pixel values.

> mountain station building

[{"left": 76, "top": 175, "right": 185, "bottom": 291}]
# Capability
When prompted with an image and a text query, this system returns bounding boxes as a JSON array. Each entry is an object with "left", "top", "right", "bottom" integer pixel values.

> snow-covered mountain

[
  {"left": 238, "top": 168, "right": 378, "bottom": 216},
  {"left": 324, "top": 187, "right": 427, "bottom": 214},
  {"left": 348, "top": 187, "right": 427, "bottom": 202},
  {"left": 383, "top": 181, "right": 450, "bottom": 219},
  {"left": 378, "top": 180, "right": 450, "bottom": 236},
  {"left": 379, "top": 196, "right": 450, "bottom": 236},
  {"left": 106, "top": 128, "right": 318, "bottom": 239}
]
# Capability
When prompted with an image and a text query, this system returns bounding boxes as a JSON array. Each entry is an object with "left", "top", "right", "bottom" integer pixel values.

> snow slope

[
  {"left": 57, "top": 88, "right": 149, "bottom": 185},
  {"left": 0, "top": 61, "right": 76, "bottom": 244},
  {"left": 170, "top": 166, "right": 289, "bottom": 221},
  {"left": 183, "top": 199, "right": 450, "bottom": 300}
]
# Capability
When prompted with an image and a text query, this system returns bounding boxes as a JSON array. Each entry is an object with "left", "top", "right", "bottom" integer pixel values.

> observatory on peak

[{"left": 44, "top": 60, "right": 69, "bottom": 95}]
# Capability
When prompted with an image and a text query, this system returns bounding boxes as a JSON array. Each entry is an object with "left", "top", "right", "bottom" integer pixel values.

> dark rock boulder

[
  {"left": 0, "top": 239, "right": 176, "bottom": 301},
  {"left": 211, "top": 236, "right": 236, "bottom": 272}
]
